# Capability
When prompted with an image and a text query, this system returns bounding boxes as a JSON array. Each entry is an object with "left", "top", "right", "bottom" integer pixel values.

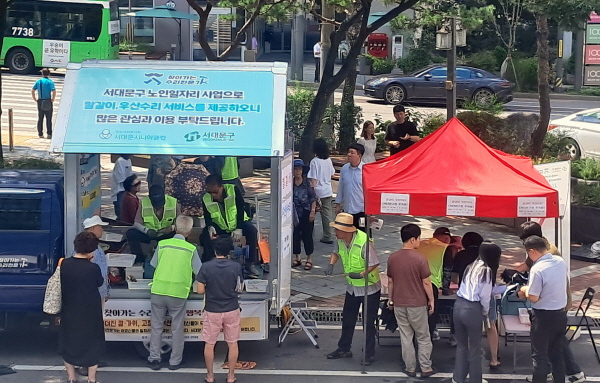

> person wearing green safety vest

[
  {"left": 324, "top": 213, "right": 381, "bottom": 366},
  {"left": 126, "top": 184, "right": 181, "bottom": 263},
  {"left": 417, "top": 226, "right": 454, "bottom": 341},
  {"left": 201, "top": 174, "right": 259, "bottom": 278},
  {"left": 219, "top": 156, "right": 245, "bottom": 195},
  {"left": 147, "top": 215, "right": 202, "bottom": 371}
]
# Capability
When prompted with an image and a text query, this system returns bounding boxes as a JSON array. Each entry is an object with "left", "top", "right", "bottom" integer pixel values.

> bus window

[
  {"left": 39, "top": 3, "right": 103, "bottom": 42},
  {"left": 6, "top": 10, "right": 42, "bottom": 38}
]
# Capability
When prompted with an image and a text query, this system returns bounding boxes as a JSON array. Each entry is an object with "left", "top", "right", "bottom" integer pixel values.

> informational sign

[
  {"left": 278, "top": 150, "right": 293, "bottom": 311},
  {"left": 517, "top": 197, "right": 547, "bottom": 217},
  {"left": 52, "top": 61, "right": 287, "bottom": 156},
  {"left": 587, "top": 24, "right": 600, "bottom": 44},
  {"left": 42, "top": 40, "right": 70, "bottom": 68},
  {"left": 380, "top": 193, "right": 410, "bottom": 214},
  {"left": 108, "top": 20, "right": 120, "bottom": 35},
  {"left": 446, "top": 196, "right": 476, "bottom": 216},
  {"left": 584, "top": 66, "right": 600, "bottom": 85},
  {"left": 586, "top": 46, "right": 600, "bottom": 64},
  {"left": 77, "top": 154, "right": 101, "bottom": 225},
  {"left": 103, "top": 299, "right": 268, "bottom": 342}
]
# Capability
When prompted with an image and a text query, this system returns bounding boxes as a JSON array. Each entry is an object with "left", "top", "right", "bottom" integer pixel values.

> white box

[
  {"left": 106, "top": 253, "right": 136, "bottom": 268},
  {"left": 518, "top": 308, "right": 531, "bottom": 325},
  {"left": 244, "top": 279, "right": 268, "bottom": 293},
  {"left": 126, "top": 266, "right": 144, "bottom": 280},
  {"left": 127, "top": 279, "right": 152, "bottom": 289}
]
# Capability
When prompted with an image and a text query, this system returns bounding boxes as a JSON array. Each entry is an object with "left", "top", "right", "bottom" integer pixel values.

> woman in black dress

[{"left": 59, "top": 231, "right": 105, "bottom": 383}]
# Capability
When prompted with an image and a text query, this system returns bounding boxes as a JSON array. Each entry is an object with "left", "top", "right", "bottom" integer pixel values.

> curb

[{"left": 514, "top": 92, "right": 600, "bottom": 102}]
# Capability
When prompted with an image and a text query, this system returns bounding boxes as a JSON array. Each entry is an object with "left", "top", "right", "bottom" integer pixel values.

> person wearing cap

[
  {"left": 335, "top": 143, "right": 368, "bottom": 232},
  {"left": 148, "top": 215, "right": 202, "bottom": 371},
  {"left": 325, "top": 213, "right": 380, "bottom": 365},
  {"left": 384, "top": 105, "right": 420, "bottom": 156},
  {"left": 110, "top": 154, "right": 133, "bottom": 220},
  {"left": 82, "top": 215, "right": 110, "bottom": 302},
  {"left": 292, "top": 159, "right": 317, "bottom": 270},
  {"left": 126, "top": 184, "right": 181, "bottom": 263},
  {"left": 417, "top": 227, "right": 455, "bottom": 341},
  {"left": 201, "top": 174, "right": 259, "bottom": 278}
]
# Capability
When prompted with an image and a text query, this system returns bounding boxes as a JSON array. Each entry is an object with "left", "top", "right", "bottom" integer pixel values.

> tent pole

[
  {"left": 177, "top": 19, "right": 182, "bottom": 61},
  {"left": 361, "top": 224, "right": 371, "bottom": 374}
]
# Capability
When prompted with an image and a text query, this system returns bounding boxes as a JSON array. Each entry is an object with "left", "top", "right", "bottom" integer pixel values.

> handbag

[
  {"left": 39, "top": 81, "right": 52, "bottom": 112},
  {"left": 43, "top": 258, "right": 64, "bottom": 315}
]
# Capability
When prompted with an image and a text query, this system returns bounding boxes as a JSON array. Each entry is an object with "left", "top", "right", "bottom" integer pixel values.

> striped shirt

[{"left": 456, "top": 259, "right": 493, "bottom": 316}]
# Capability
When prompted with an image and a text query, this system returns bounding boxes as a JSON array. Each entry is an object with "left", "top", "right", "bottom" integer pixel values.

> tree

[
  {"left": 526, "top": 0, "right": 600, "bottom": 158},
  {"left": 186, "top": 0, "right": 296, "bottom": 61},
  {"left": 492, "top": 0, "right": 524, "bottom": 82},
  {"left": 299, "top": 0, "right": 421, "bottom": 161}
]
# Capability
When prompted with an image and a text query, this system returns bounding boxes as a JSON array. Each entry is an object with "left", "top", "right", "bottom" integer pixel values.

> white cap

[{"left": 83, "top": 215, "right": 108, "bottom": 229}]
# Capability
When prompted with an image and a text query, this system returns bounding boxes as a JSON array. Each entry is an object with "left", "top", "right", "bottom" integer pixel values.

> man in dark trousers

[
  {"left": 31, "top": 68, "right": 56, "bottom": 139},
  {"left": 518, "top": 236, "right": 569, "bottom": 383},
  {"left": 385, "top": 105, "right": 420, "bottom": 156}
]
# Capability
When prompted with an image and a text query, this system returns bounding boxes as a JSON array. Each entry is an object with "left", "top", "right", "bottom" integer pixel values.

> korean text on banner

[
  {"left": 446, "top": 196, "right": 476, "bottom": 216},
  {"left": 380, "top": 193, "right": 410, "bottom": 214}
]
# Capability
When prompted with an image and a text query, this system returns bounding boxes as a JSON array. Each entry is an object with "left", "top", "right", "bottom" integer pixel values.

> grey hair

[{"left": 175, "top": 215, "right": 193, "bottom": 234}]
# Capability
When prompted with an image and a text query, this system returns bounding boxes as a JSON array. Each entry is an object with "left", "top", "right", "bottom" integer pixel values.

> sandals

[
  {"left": 292, "top": 260, "right": 302, "bottom": 268},
  {"left": 304, "top": 261, "right": 313, "bottom": 270},
  {"left": 489, "top": 361, "right": 501, "bottom": 369}
]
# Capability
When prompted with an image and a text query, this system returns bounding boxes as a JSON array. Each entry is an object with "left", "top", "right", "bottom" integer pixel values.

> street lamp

[{"left": 436, "top": 17, "right": 466, "bottom": 120}]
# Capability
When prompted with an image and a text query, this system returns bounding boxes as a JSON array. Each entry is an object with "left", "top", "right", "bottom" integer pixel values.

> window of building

[{"left": 119, "top": 0, "right": 154, "bottom": 45}]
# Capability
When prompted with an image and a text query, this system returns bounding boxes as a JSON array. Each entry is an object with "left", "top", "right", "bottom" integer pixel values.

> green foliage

[
  {"left": 397, "top": 48, "right": 434, "bottom": 74},
  {"left": 573, "top": 183, "right": 600, "bottom": 207},
  {"left": 336, "top": 98, "right": 364, "bottom": 152},
  {"left": 564, "top": 54, "right": 576, "bottom": 75},
  {"left": 571, "top": 87, "right": 600, "bottom": 97},
  {"left": 457, "top": 111, "right": 526, "bottom": 154},
  {"left": 371, "top": 57, "right": 396, "bottom": 75},
  {"left": 373, "top": 114, "right": 392, "bottom": 152},
  {"left": 462, "top": 96, "right": 504, "bottom": 115},
  {"left": 572, "top": 159, "right": 600, "bottom": 181},
  {"left": 505, "top": 57, "right": 538, "bottom": 92},
  {"left": 0, "top": 157, "right": 62, "bottom": 169},
  {"left": 493, "top": 46, "right": 507, "bottom": 69},
  {"left": 119, "top": 40, "right": 153, "bottom": 53},
  {"left": 286, "top": 86, "right": 315, "bottom": 143},
  {"left": 465, "top": 50, "right": 498, "bottom": 72},
  {"left": 419, "top": 114, "right": 447, "bottom": 137}
]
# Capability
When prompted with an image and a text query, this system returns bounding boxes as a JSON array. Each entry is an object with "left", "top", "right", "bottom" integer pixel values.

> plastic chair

[{"left": 566, "top": 287, "right": 599, "bottom": 363}]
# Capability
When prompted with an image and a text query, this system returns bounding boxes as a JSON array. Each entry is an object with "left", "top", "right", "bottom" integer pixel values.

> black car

[{"left": 363, "top": 65, "right": 514, "bottom": 105}]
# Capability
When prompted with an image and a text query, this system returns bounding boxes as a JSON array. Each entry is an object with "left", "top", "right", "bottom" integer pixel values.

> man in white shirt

[
  {"left": 111, "top": 154, "right": 133, "bottom": 220},
  {"left": 335, "top": 143, "right": 367, "bottom": 232},
  {"left": 313, "top": 41, "right": 321, "bottom": 82}
]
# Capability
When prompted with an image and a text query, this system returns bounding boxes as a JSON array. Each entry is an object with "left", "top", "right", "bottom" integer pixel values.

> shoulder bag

[
  {"left": 43, "top": 258, "right": 64, "bottom": 315},
  {"left": 39, "top": 81, "right": 52, "bottom": 112}
]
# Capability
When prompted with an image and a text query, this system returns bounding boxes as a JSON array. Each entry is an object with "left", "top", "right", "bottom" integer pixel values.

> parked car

[
  {"left": 363, "top": 65, "right": 514, "bottom": 105},
  {"left": 548, "top": 108, "right": 600, "bottom": 160}
]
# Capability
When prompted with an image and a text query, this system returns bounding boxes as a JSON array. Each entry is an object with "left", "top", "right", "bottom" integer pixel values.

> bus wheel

[{"left": 7, "top": 48, "right": 35, "bottom": 74}]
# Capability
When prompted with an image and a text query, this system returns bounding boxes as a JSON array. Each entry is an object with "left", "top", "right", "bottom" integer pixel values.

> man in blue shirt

[
  {"left": 518, "top": 235, "right": 569, "bottom": 383},
  {"left": 335, "top": 143, "right": 367, "bottom": 232},
  {"left": 31, "top": 68, "right": 56, "bottom": 139}
]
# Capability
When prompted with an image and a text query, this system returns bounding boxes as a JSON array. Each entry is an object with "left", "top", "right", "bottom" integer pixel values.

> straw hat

[{"left": 330, "top": 213, "right": 357, "bottom": 233}]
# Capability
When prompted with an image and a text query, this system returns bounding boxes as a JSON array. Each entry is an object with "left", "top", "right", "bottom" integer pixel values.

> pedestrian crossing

[{"left": 0, "top": 71, "right": 64, "bottom": 137}]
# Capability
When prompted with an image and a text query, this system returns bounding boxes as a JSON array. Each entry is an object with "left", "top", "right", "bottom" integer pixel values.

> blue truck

[{"left": 0, "top": 170, "right": 64, "bottom": 328}]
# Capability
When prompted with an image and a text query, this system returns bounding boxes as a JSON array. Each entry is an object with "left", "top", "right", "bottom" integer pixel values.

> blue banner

[{"left": 59, "top": 65, "right": 283, "bottom": 156}]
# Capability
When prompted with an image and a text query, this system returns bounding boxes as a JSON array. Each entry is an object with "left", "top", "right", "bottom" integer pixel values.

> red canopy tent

[{"left": 363, "top": 118, "right": 559, "bottom": 218}]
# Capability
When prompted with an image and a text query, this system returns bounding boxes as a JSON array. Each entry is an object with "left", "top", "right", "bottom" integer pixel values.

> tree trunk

[
  {"left": 337, "top": 58, "right": 358, "bottom": 153},
  {"left": 531, "top": 13, "right": 551, "bottom": 158}
]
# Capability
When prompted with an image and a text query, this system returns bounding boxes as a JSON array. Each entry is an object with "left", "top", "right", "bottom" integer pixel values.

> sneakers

[
  {"left": 431, "top": 330, "right": 440, "bottom": 341},
  {"left": 47, "top": 134, "right": 52, "bottom": 139},
  {"left": 448, "top": 334, "right": 457, "bottom": 347},
  {"left": 361, "top": 356, "right": 375, "bottom": 366},
  {"left": 148, "top": 360, "right": 161, "bottom": 371},
  {"left": 168, "top": 360, "right": 186, "bottom": 370},
  {"left": 568, "top": 372, "right": 586, "bottom": 383},
  {"left": 421, "top": 368, "right": 437, "bottom": 378},
  {"left": 526, "top": 373, "right": 553, "bottom": 382},
  {"left": 326, "top": 349, "right": 353, "bottom": 359},
  {"left": 38, "top": 135, "right": 44, "bottom": 138}
]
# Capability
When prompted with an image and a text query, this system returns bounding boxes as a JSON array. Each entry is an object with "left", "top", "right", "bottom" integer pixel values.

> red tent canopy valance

[{"left": 363, "top": 118, "right": 559, "bottom": 218}]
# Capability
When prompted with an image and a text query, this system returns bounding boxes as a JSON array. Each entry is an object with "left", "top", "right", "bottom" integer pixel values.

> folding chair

[
  {"left": 278, "top": 302, "right": 319, "bottom": 348},
  {"left": 566, "top": 287, "right": 599, "bottom": 363},
  {"left": 499, "top": 285, "right": 531, "bottom": 372}
]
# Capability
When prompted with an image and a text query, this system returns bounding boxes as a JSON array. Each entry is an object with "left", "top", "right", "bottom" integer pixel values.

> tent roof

[{"left": 362, "top": 118, "right": 559, "bottom": 218}]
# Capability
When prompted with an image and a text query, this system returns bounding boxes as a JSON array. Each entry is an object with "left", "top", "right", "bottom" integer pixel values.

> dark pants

[
  {"left": 428, "top": 284, "right": 439, "bottom": 337},
  {"left": 453, "top": 297, "right": 485, "bottom": 383},
  {"left": 314, "top": 57, "right": 320, "bottom": 82},
  {"left": 113, "top": 191, "right": 125, "bottom": 220},
  {"left": 201, "top": 220, "right": 257, "bottom": 263},
  {"left": 37, "top": 100, "right": 52, "bottom": 136},
  {"left": 531, "top": 309, "right": 567, "bottom": 383},
  {"left": 351, "top": 212, "right": 367, "bottom": 233},
  {"left": 293, "top": 211, "right": 314, "bottom": 256},
  {"left": 126, "top": 229, "right": 175, "bottom": 263},
  {"left": 338, "top": 290, "right": 381, "bottom": 358},
  {"left": 565, "top": 343, "right": 582, "bottom": 376}
]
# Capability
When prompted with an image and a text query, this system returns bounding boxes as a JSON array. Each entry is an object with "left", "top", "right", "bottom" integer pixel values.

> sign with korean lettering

[
  {"left": 42, "top": 40, "right": 70, "bottom": 67},
  {"left": 78, "top": 154, "right": 101, "bottom": 224},
  {"left": 52, "top": 61, "right": 287, "bottom": 157},
  {"left": 586, "top": 45, "right": 600, "bottom": 64},
  {"left": 103, "top": 299, "right": 268, "bottom": 341},
  {"left": 587, "top": 24, "right": 600, "bottom": 44},
  {"left": 517, "top": 197, "right": 547, "bottom": 217},
  {"left": 380, "top": 193, "right": 410, "bottom": 214},
  {"left": 446, "top": 196, "right": 476, "bottom": 216}
]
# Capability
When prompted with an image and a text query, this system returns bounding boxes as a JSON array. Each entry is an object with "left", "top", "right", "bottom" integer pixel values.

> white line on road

[{"left": 10, "top": 365, "right": 600, "bottom": 380}]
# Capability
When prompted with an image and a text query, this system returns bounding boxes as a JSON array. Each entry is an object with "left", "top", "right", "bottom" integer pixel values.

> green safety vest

[
  {"left": 337, "top": 230, "right": 380, "bottom": 287},
  {"left": 150, "top": 237, "right": 196, "bottom": 299},
  {"left": 222, "top": 157, "right": 239, "bottom": 181},
  {"left": 141, "top": 195, "right": 177, "bottom": 231},
  {"left": 202, "top": 184, "right": 247, "bottom": 233},
  {"left": 417, "top": 238, "right": 448, "bottom": 288}
]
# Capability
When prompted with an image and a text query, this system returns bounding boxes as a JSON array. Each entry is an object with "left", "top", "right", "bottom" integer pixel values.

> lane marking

[{"left": 11, "top": 365, "right": 600, "bottom": 380}]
